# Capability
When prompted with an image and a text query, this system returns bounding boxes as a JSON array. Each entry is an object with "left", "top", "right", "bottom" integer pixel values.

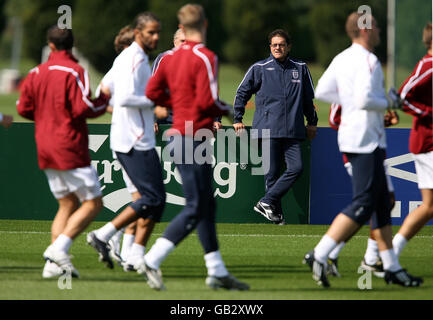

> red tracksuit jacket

[
  {"left": 399, "top": 54, "right": 432, "bottom": 154},
  {"left": 17, "top": 50, "right": 109, "bottom": 170},
  {"left": 146, "top": 40, "right": 228, "bottom": 135}
]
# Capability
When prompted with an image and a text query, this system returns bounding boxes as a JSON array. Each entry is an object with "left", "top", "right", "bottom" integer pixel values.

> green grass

[
  {"left": 0, "top": 62, "right": 413, "bottom": 127},
  {"left": 1, "top": 220, "right": 432, "bottom": 300}
]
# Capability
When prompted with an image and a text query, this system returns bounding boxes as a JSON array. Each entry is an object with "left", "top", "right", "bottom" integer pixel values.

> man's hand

[
  {"left": 1, "top": 114, "right": 13, "bottom": 128},
  {"left": 306, "top": 125, "right": 317, "bottom": 140},
  {"left": 106, "top": 106, "right": 114, "bottom": 114},
  {"left": 387, "top": 88, "right": 403, "bottom": 110},
  {"left": 213, "top": 121, "right": 223, "bottom": 131},
  {"left": 384, "top": 110, "right": 399, "bottom": 127},
  {"left": 154, "top": 106, "right": 169, "bottom": 119},
  {"left": 154, "top": 122, "right": 159, "bottom": 134},
  {"left": 233, "top": 122, "right": 245, "bottom": 136}
]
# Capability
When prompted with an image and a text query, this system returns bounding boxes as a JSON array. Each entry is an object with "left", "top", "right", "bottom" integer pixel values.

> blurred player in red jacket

[
  {"left": 142, "top": 4, "right": 249, "bottom": 291},
  {"left": 17, "top": 26, "right": 110, "bottom": 279},
  {"left": 392, "top": 22, "right": 433, "bottom": 257}
]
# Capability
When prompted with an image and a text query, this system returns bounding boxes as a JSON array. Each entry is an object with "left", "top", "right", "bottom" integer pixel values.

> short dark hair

[
  {"left": 268, "top": 29, "right": 291, "bottom": 46},
  {"left": 423, "top": 22, "right": 432, "bottom": 49},
  {"left": 133, "top": 12, "right": 160, "bottom": 31},
  {"left": 47, "top": 26, "right": 74, "bottom": 50}
]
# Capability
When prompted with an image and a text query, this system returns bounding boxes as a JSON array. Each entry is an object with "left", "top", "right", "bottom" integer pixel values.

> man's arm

[
  {"left": 399, "top": 61, "right": 432, "bottom": 118},
  {"left": 68, "top": 69, "right": 110, "bottom": 119},
  {"left": 233, "top": 64, "right": 259, "bottom": 124},
  {"left": 16, "top": 71, "right": 36, "bottom": 121},
  {"left": 303, "top": 66, "right": 318, "bottom": 140},
  {"left": 146, "top": 55, "right": 172, "bottom": 108},
  {"left": 315, "top": 59, "right": 340, "bottom": 105},
  {"left": 353, "top": 60, "right": 388, "bottom": 111}
]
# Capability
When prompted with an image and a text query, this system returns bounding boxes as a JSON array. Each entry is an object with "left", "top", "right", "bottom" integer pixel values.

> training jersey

[
  {"left": 146, "top": 40, "right": 229, "bottom": 135},
  {"left": 315, "top": 43, "right": 388, "bottom": 154},
  {"left": 399, "top": 54, "right": 432, "bottom": 154},
  {"left": 102, "top": 41, "right": 156, "bottom": 153},
  {"left": 17, "top": 50, "right": 109, "bottom": 170}
]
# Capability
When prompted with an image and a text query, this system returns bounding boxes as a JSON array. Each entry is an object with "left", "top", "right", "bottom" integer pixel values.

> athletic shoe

[
  {"left": 43, "top": 245, "right": 80, "bottom": 278},
  {"left": 123, "top": 263, "right": 136, "bottom": 272},
  {"left": 360, "top": 258, "right": 385, "bottom": 278},
  {"left": 276, "top": 218, "right": 286, "bottom": 225},
  {"left": 86, "top": 231, "right": 114, "bottom": 269},
  {"left": 108, "top": 239, "right": 124, "bottom": 267},
  {"left": 206, "top": 274, "right": 250, "bottom": 291},
  {"left": 254, "top": 201, "right": 282, "bottom": 223},
  {"left": 42, "top": 260, "right": 64, "bottom": 279},
  {"left": 303, "top": 251, "right": 330, "bottom": 288},
  {"left": 327, "top": 258, "right": 341, "bottom": 277},
  {"left": 139, "top": 263, "right": 165, "bottom": 291},
  {"left": 385, "top": 269, "right": 423, "bottom": 287}
]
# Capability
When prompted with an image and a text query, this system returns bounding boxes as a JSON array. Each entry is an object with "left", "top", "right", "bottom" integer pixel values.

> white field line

[{"left": 1, "top": 231, "right": 433, "bottom": 239}]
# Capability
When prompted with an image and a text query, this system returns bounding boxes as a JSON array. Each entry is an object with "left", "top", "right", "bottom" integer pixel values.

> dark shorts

[
  {"left": 342, "top": 148, "right": 392, "bottom": 229},
  {"left": 116, "top": 148, "right": 165, "bottom": 222}
]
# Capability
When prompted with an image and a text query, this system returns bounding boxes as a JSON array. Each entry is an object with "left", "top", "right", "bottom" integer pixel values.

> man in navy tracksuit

[{"left": 233, "top": 29, "right": 318, "bottom": 224}]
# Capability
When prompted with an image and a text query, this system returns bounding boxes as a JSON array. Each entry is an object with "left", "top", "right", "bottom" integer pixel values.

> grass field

[{"left": 1, "top": 220, "right": 432, "bottom": 300}]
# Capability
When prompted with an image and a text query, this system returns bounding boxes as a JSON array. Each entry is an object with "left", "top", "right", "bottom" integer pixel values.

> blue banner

[{"left": 310, "top": 128, "right": 425, "bottom": 226}]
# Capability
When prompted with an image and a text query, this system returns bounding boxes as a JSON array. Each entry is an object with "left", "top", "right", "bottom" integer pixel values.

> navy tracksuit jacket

[{"left": 234, "top": 54, "right": 318, "bottom": 212}]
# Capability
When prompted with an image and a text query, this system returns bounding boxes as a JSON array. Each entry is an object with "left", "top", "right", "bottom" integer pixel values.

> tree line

[{"left": 1, "top": 0, "right": 430, "bottom": 74}]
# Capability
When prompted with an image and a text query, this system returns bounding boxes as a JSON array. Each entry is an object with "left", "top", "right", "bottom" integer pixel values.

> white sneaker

[
  {"left": 42, "top": 260, "right": 63, "bottom": 279},
  {"left": 43, "top": 245, "right": 80, "bottom": 278}
]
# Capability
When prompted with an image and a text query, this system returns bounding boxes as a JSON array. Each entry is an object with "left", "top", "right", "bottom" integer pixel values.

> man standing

[
  {"left": 86, "top": 12, "right": 166, "bottom": 272},
  {"left": 144, "top": 3, "right": 249, "bottom": 291},
  {"left": 306, "top": 12, "right": 422, "bottom": 288},
  {"left": 17, "top": 26, "right": 110, "bottom": 278},
  {"left": 233, "top": 29, "right": 318, "bottom": 224}
]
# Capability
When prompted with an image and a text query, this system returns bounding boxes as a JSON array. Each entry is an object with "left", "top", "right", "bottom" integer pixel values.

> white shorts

[
  {"left": 44, "top": 166, "right": 102, "bottom": 202},
  {"left": 413, "top": 151, "right": 433, "bottom": 189},
  {"left": 121, "top": 167, "right": 138, "bottom": 194}
]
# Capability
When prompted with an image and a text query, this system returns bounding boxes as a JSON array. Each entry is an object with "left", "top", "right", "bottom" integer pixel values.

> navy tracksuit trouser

[
  {"left": 162, "top": 136, "right": 219, "bottom": 254},
  {"left": 261, "top": 138, "right": 303, "bottom": 212}
]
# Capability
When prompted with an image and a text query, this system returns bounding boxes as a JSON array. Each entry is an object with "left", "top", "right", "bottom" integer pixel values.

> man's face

[
  {"left": 136, "top": 21, "right": 161, "bottom": 53},
  {"left": 270, "top": 36, "right": 290, "bottom": 61},
  {"left": 173, "top": 32, "right": 186, "bottom": 48},
  {"left": 367, "top": 19, "right": 381, "bottom": 48}
]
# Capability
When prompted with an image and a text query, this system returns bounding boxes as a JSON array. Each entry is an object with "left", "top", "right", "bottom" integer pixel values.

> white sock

[
  {"left": 364, "top": 238, "right": 380, "bottom": 265},
  {"left": 127, "top": 243, "right": 146, "bottom": 261},
  {"left": 204, "top": 250, "right": 229, "bottom": 277},
  {"left": 95, "top": 222, "right": 118, "bottom": 243},
  {"left": 379, "top": 249, "right": 402, "bottom": 272},
  {"left": 120, "top": 233, "right": 135, "bottom": 261},
  {"left": 328, "top": 242, "right": 345, "bottom": 260},
  {"left": 392, "top": 233, "right": 408, "bottom": 258},
  {"left": 314, "top": 235, "right": 338, "bottom": 264},
  {"left": 144, "top": 237, "right": 175, "bottom": 270},
  {"left": 51, "top": 234, "right": 73, "bottom": 253}
]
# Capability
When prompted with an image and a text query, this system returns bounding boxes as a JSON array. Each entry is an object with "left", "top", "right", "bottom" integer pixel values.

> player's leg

[
  {"left": 124, "top": 217, "right": 156, "bottom": 271},
  {"left": 51, "top": 194, "right": 80, "bottom": 243},
  {"left": 43, "top": 193, "right": 80, "bottom": 279},
  {"left": 393, "top": 152, "right": 433, "bottom": 257},
  {"left": 304, "top": 151, "right": 379, "bottom": 287},
  {"left": 370, "top": 149, "right": 422, "bottom": 287},
  {"left": 254, "top": 138, "right": 282, "bottom": 222},
  {"left": 257, "top": 139, "right": 303, "bottom": 223},
  {"left": 88, "top": 148, "right": 165, "bottom": 269},
  {"left": 393, "top": 188, "right": 433, "bottom": 256},
  {"left": 43, "top": 166, "right": 102, "bottom": 277},
  {"left": 111, "top": 169, "right": 140, "bottom": 263}
]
